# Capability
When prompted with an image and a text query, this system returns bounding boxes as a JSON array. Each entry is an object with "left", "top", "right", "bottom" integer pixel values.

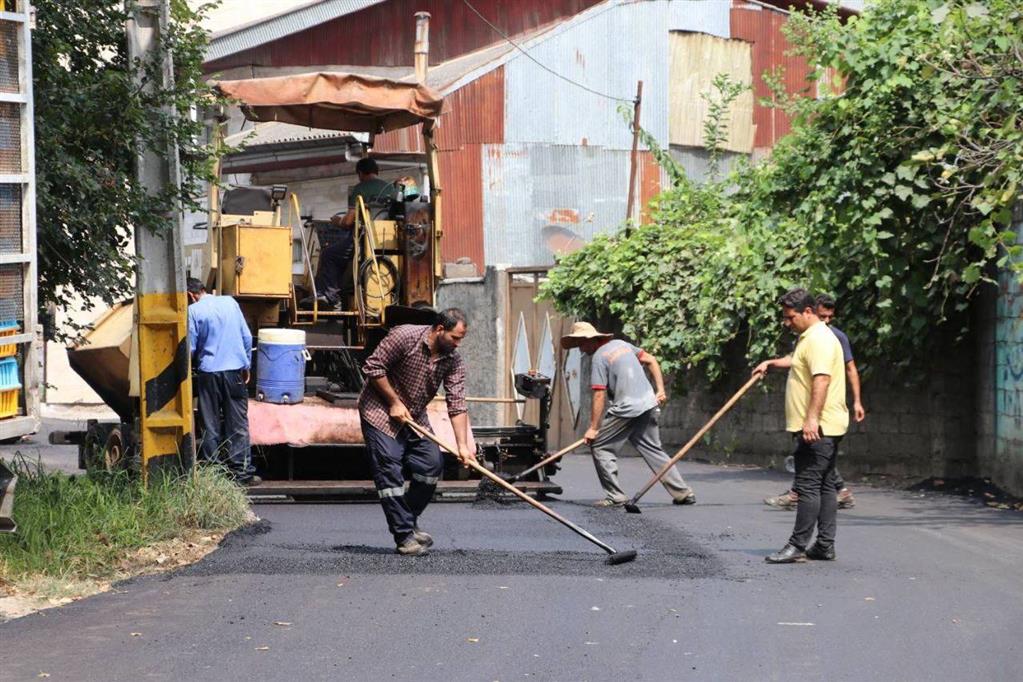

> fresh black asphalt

[{"left": 2, "top": 453, "right": 1022, "bottom": 681}]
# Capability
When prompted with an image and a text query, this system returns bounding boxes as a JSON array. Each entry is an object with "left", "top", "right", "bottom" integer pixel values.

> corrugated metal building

[{"left": 209, "top": 0, "right": 856, "bottom": 271}]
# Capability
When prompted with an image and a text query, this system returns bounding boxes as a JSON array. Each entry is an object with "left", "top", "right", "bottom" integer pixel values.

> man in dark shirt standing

[
  {"left": 358, "top": 308, "right": 476, "bottom": 556},
  {"left": 308, "top": 158, "right": 397, "bottom": 307},
  {"left": 186, "top": 278, "right": 258, "bottom": 485}
]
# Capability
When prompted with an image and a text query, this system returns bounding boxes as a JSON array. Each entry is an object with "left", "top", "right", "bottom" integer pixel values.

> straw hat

[{"left": 560, "top": 321, "right": 613, "bottom": 349}]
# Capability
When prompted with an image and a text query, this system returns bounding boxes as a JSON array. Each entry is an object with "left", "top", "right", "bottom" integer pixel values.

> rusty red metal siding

[
  {"left": 374, "top": 66, "right": 504, "bottom": 154},
  {"left": 205, "top": 0, "right": 607, "bottom": 73},
  {"left": 638, "top": 151, "right": 661, "bottom": 226},
  {"left": 438, "top": 144, "right": 484, "bottom": 269},
  {"left": 730, "top": 3, "right": 813, "bottom": 151}
]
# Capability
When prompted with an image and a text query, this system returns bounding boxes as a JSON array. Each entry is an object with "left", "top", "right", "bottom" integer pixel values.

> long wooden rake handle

[
  {"left": 507, "top": 438, "right": 587, "bottom": 483},
  {"left": 402, "top": 419, "right": 626, "bottom": 558},
  {"left": 627, "top": 373, "right": 763, "bottom": 507}
]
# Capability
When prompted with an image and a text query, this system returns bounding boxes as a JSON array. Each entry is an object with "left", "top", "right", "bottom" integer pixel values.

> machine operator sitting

[{"left": 305, "top": 158, "right": 396, "bottom": 308}]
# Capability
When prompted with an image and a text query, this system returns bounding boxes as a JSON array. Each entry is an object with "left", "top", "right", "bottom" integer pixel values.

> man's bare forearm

[
  {"left": 450, "top": 412, "right": 470, "bottom": 451},
  {"left": 642, "top": 354, "right": 666, "bottom": 395},
  {"left": 589, "top": 390, "right": 606, "bottom": 431},
  {"left": 847, "top": 361, "right": 862, "bottom": 406}
]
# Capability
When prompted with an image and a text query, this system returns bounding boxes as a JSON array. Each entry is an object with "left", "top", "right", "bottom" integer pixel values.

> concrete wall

[
  {"left": 435, "top": 267, "right": 507, "bottom": 427},
  {"left": 987, "top": 212, "right": 1023, "bottom": 496},
  {"left": 650, "top": 328, "right": 982, "bottom": 483}
]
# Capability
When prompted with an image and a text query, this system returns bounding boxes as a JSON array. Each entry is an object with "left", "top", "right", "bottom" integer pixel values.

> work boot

[
  {"left": 765, "top": 543, "right": 807, "bottom": 564},
  {"left": 396, "top": 536, "right": 429, "bottom": 556},
  {"left": 837, "top": 487, "right": 856, "bottom": 509},
  {"left": 592, "top": 498, "right": 625, "bottom": 508},
  {"left": 805, "top": 543, "right": 836, "bottom": 561},
  {"left": 412, "top": 526, "right": 434, "bottom": 548},
  {"left": 672, "top": 489, "right": 697, "bottom": 505},
  {"left": 764, "top": 489, "right": 798, "bottom": 509}
]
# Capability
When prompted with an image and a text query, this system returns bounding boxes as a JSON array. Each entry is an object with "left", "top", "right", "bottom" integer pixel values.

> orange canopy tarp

[{"left": 213, "top": 72, "right": 444, "bottom": 133}]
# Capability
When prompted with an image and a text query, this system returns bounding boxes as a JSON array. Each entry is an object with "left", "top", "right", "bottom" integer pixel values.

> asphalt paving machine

[{"left": 57, "top": 70, "right": 562, "bottom": 499}]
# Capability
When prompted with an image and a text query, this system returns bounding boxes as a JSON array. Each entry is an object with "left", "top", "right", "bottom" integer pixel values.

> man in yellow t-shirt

[{"left": 754, "top": 288, "right": 849, "bottom": 564}]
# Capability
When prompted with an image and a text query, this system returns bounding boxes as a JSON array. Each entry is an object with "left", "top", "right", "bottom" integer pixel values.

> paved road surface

[{"left": 2, "top": 452, "right": 1021, "bottom": 681}]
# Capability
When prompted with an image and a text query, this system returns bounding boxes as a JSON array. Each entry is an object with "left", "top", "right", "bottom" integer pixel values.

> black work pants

[
  {"left": 362, "top": 420, "right": 443, "bottom": 544},
  {"left": 315, "top": 232, "right": 354, "bottom": 302},
  {"left": 195, "top": 369, "right": 254, "bottom": 481},
  {"left": 788, "top": 433, "right": 840, "bottom": 550}
]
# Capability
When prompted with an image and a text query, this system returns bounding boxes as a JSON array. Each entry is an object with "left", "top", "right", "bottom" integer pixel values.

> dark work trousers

[
  {"left": 315, "top": 231, "right": 354, "bottom": 302},
  {"left": 362, "top": 420, "right": 443, "bottom": 544},
  {"left": 195, "top": 370, "right": 254, "bottom": 481},
  {"left": 788, "top": 434, "right": 840, "bottom": 550}
]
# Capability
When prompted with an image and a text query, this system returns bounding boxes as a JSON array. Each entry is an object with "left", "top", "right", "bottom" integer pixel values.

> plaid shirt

[{"left": 358, "top": 324, "right": 467, "bottom": 438}]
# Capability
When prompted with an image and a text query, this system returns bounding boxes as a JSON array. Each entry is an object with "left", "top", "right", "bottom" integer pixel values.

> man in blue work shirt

[{"left": 187, "top": 278, "right": 258, "bottom": 485}]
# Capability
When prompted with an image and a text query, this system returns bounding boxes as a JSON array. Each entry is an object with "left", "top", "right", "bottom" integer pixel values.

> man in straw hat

[{"left": 561, "top": 322, "right": 696, "bottom": 507}]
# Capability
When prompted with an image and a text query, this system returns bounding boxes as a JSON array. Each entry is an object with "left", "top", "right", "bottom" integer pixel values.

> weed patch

[{"left": 0, "top": 456, "right": 250, "bottom": 584}]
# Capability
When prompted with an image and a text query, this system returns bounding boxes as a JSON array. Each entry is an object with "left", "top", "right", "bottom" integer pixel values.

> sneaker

[
  {"left": 237, "top": 474, "right": 262, "bottom": 487},
  {"left": 837, "top": 488, "right": 856, "bottom": 509},
  {"left": 396, "top": 537, "right": 429, "bottom": 556},
  {"left": 592, "top": 498, "right": 625, "bottom": 508},
  {"left": 412, "top": 526, "right": 434, "bottom": 548},
  {"left": 764, "top": 489, "right": 798, "bottom": 509},
  {"left": 672, "top": 490, "right": 697, "bottom": 505}
]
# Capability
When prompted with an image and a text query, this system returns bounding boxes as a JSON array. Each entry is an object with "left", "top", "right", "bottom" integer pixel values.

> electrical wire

[{"left": 460, "top": 0, "right": 635, "bottom": 104}]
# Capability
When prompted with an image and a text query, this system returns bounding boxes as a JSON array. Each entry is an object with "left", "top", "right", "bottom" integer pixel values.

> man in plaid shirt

[{"left": 359, "top": 308, "right": 476, "bottom": 555}]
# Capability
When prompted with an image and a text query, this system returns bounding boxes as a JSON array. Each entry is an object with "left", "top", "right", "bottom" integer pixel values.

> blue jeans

[{"left": 362, "top": 420, "right": 443, "bottom": 544}]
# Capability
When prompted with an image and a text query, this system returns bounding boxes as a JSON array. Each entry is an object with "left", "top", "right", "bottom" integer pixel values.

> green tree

[
  {"left": 33, "top": 0, "right": 220, "bottom": 329},
  {"left": 541, "top": 0, "right": 1023, "bottom": 381}
]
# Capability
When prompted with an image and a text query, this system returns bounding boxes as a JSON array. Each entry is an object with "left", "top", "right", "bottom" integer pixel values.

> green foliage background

[
  {"left": 33, "top": 0, "right": 220, "bottom": 327},
  {"left": 541, "top": 0, "right": 1023, "bottom": 381}
]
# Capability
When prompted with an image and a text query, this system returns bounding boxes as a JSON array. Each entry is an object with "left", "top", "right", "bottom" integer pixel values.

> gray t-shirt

[{"left": 591, "top": 339, "right": 657, "bottom": 418}]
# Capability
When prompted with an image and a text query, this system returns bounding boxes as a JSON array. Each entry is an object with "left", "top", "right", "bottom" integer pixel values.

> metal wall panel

[
  {"left": 669, "top": 32, "right": 754, "bottom": 153},
  {"left": 504, "top": 1, "right": 670, "bottom": 150},
  {"left": 730, "top": 4, "right": 812, "bottom": 151},
  {"left": 483, "top": 143, "right": 657, "bottom": 266},
  {"left": 204, "top": 0, "right": 606, "bottom": 73},
  {"left": 668, "top": 0, "right": 731, "bottom": 38},
  {"left": 438, "top": 144, "right": 485, "bottom": 268}
]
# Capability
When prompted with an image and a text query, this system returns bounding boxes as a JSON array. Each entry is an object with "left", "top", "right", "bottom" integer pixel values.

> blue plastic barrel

[{"left": 256, "top": 328, "right": 308, "bottom": 404}]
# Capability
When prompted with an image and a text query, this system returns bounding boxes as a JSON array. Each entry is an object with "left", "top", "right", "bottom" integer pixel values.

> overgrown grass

[{"left": 0, "top": 456, "right": 250, "bottom": 582}]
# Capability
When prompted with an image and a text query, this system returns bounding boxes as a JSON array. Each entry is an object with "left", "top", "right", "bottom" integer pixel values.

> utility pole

[{"left": 126, "top": 0, "right": 194, "bottom": 479}]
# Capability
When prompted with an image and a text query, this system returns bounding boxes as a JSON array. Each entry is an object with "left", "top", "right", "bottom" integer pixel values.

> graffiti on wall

[{"left": 996, "top": 223, "right": 1023, "bottom": 446}]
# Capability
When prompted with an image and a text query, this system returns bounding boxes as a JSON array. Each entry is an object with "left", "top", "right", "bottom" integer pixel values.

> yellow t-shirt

[{"left": 784, "top": 321, "right": 849, "bottom": 436}]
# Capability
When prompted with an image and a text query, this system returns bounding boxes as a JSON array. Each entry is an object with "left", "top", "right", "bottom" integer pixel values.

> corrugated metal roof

[
  {"left": 202, "top": 0, "right": 608, "bottom": 72},
  {"left": 223, "top": 121, "right": 365, "bottom": 148},
  {"left": 204, "top": 0, "right": 386, "bottom": 62},
  {"left": 483, "top": 143, "right": 639, "bottom": 267}
]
